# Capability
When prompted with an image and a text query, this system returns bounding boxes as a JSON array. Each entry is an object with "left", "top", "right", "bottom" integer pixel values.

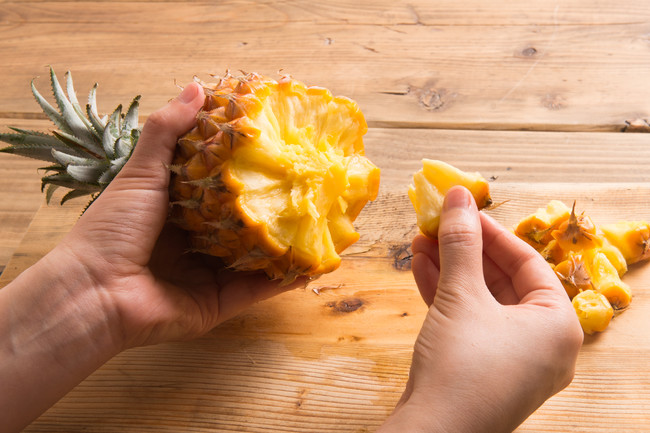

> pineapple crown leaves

[{"left": 0, "top": 67, "right": 142, "bottom": 205}]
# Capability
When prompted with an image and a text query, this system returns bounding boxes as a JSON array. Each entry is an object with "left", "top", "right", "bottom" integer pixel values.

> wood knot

[
  {"left": 522, "top": 46, "right": 538, "bottom": 57},
  {"left": 390, "top": 244, "right": 413, "bottom": 271},
  {"left": 541, "top": 93, "right": 567, "bottom": 111},
  {"left": 623, "top": 118, "right": 650, "bottom": 132},
  {"left": 326, "top": 298, "right": 365, "bottom": 314}
]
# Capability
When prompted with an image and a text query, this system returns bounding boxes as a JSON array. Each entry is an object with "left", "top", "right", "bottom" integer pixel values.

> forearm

[{"left": 0, "top": 247, "right": 122, "bottom": 432}]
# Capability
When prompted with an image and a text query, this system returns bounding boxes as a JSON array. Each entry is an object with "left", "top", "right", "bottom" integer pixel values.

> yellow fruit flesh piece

[
  {"left": 540, "top": 239, "right": 566, "bottom": 265},
  {"left": 551, "top": 204, "right": 603, "bottom": 253},
  {"left": 585, "top": 250, "right": 632, "bottom": 309},
  {"left": 409, "top": 159, "right": 491, "bottom": 238},
  {"left": 572, "top": 290, "right": 614, "bottom": 334},
  {"left": 514, "top": 200, "right": 570, "bottom": 250},
  {"left": 595, "top": 237, "right": 628, "bottom": 277},
  {"left": 554, "top": 253, "right": 592, "bottom": 299},
  {"left": 600, "top": 221, "right": 650, "bottom": 265},
  {"left": 223, "top": 78, "right": 379, "bottom": 276}
]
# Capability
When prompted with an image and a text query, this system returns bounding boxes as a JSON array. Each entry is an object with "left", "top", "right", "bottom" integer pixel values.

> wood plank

[
  {"left": 3, "top": 128, "right": 650, "bottom": 431},
  {"left": 1, "top": 1, "right": 649, "bottom": 131},
  {"left": 14, "top": 184, "right": 650, "bottom": 432},
  {"left": 0, "top": 119, "right": 51, "bottom": 273}
]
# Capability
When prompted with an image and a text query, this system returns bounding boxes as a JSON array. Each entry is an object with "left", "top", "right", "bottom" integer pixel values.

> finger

[
  {"left": 411, "top": 234, "right": 440, "bottom": 306},
  {"left": 480, "top": 212, "right": 566, "bottom": 304},
  {"left": 215, "top": 273, "right": 309, "bottom": 324},
  {"left": 117, "top": 82, "right": 205, "bottom": 187},
  {"left": 436, "top": 186, "right": 487, "bottom": 299},
  {"left": 481, "top": 252, "right": 520, "bottom": 305}
]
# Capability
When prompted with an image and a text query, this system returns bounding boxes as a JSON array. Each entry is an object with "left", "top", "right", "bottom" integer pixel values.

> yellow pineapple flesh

[
  {"left": 514, "top": 200, "right": 570, "bottom": 250},
  {"left": 600, "top": 221, "right": 650, "bottom": 265},
  {"left": 551, "top": 202, "right": 603, "bottom": 252},
  {"left": 170, "top": 73, "right": 380, "bottom": 282},
  {"left": 572, "top": 290, "right": 614, "bottom": 335},
  {"left": 513, "top": 200, "right": 646, "bottom": 334},
  {"left": 408, "top": 159, "right": 492, "bottom": 238}
]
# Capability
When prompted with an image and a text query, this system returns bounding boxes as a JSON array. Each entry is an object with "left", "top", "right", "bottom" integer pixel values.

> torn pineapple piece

[
  {"left": 408, "top": 159, "right": 492, "bottom": 238},
  {"left": 600, "top": 221, "right": 650, "bottom": 265},
  {"left": 554, "top": 253, "right": 592, "bottom": 299},
  {"left": 551, "top": 203, "right": 603, "bottom": 253},
  {"left": 572, "top": 290, "right": 614, "bottom": 335},
  {"left": 585, "top": 250, "right": 632, "bottom": 309},
  {"left": 514, "top": 200, "right": 571, "bottom": 250}
]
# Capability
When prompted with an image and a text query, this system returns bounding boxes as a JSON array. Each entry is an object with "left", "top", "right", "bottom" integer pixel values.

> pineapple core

[
  {"left": 408, "top": 159, "right": 492, "bottom": 238},
  {"left": 171, "top": 73, "right": 380, "bottom": 281}
]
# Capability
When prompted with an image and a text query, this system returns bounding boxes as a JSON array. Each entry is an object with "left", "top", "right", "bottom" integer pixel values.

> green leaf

[
  {"left": 86, "top": 84, "right": 107, "bottom": 135},
  {"left": 42, "top": 172, "right": 101, "bottom": 192},
  {"left": 0, "top": 145, "right": 60, "bottom": 163},
  {"left": 123, "top": 95, "right": 141, "bottom": 132},
  {"left": 65, "top": 71, "right": 101, "bottom": 141},
  {"left": 31, "top": 78, "right": 71, "bottom": 135},
  {"left": 66, "top": 164, "right": 108, "bottom": 183},
  {"left": 51, "top": 149, "right": 100, "bottom": 166},
  {"left": 49, "top": 67, "right": 101, "bottom": 153},
  {"left": 102, "top": 105, "right": 123, "bottom": 158}
]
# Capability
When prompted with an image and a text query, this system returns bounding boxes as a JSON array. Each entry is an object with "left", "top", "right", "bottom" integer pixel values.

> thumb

[
  {"left": 118, "top": 82, "right": 205, "bottom": 184},
  {"left": 436, "top": 186, "right": 487, "bottom": 300}
]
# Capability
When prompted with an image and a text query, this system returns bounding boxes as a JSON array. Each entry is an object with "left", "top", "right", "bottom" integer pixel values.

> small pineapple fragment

[
  {"left": 514, "top": 200, "right": 571, "bottom": 250},
  {"left": 572, "top": 290, "right": 614, "bottom": 335},
  {"left": 600, "top": 221, "right": 650, "bottom": 265},
  {"left": 554, "top": 253, "right": 592, "bottom": 299},
  {"left": 585, "top": 250, "right": 632, "bottom": 309},
  {"left": 408, "top": 159, "right": 492, "bottom": 238},
  {"left": 551, "top": 202, "right": 603, "bottom": 253}
]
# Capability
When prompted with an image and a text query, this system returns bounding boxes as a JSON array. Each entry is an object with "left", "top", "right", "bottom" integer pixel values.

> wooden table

[{"left": 2, "top": 1, "right": 650, "bottom": 431}]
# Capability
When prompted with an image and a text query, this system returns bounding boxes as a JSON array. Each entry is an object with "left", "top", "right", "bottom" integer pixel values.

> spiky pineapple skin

[{"left": 170, "top": 73, "right": 379, "bottom": 281}]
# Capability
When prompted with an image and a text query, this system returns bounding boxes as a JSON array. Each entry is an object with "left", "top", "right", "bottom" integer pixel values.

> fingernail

[
  {"left": 177, "top": 83, "right": 199, "bottom": 104},
  {"left": 443, "top": 186, "right": 472, "bottom": 211}
]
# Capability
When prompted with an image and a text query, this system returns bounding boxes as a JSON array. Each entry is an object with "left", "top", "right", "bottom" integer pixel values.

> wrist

[{"left": 0, "top": 244, "right": 123, "bottom": 431}]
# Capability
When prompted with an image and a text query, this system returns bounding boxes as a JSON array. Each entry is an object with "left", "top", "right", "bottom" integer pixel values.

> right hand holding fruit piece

[{"left": 378, "top": 186, "right": 583, "bottom": 433}]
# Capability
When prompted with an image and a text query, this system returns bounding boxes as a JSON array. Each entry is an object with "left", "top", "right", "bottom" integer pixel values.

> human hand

[
  {"left": 378, "top": 186, "right": 583, "bottom": 433},
  {"left": 53, "top": 82, "right": 305, "bottom": 350}
]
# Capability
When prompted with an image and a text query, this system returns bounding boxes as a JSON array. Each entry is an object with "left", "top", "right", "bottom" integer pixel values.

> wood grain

[
  {"left": 2, "top": 1, "right": 650, "bottom": 431},
  {"left": 4, "top": 128, "right": 650, "bottom": 431},
  {"left": 1, "top": 1, "right": 649, "bottom": 131}
]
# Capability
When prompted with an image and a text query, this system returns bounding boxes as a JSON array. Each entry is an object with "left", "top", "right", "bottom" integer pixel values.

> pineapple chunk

[
  {"left": 551, "top": 203, "right": 603, "bottom": 253},
  {"left": 514, "top": 200, "right": 570, "bottom": 250},
  {"left": 408, "top": 159, "right": 492, "bottom": 238},
  {"left": 595, "top": 237, "right": 628, "bottom": 277},
  {"left": 572, "top": 290, "right": 614, "bottom": 335},
  {"left": 554, "top": 253, "right": 592, "bottom": 299},
  {"left": 600, "top": 221, "right": 650, "bottom": 265},
  {"left": 585, "top": 250, "right": 632, "bottom": 309}
]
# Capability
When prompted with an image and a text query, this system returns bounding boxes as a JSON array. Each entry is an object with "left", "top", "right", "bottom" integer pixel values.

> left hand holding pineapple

[{"left": 0, "top": 83, "right": 305, "bottom": 432}]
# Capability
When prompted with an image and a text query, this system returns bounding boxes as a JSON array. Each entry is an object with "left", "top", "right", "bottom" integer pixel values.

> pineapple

[
  {"left": 572, "top": 290, "right": 614, "bottom": 335},
  {"left": 408, "top": 159, "right": 492, "bottom": 238},
  {"left": 169, "top": 73, "right": 380, "bottom": 281},
  {"left": 0, "top": 68, "right": 380, "bottom": 282},
  {"left": 514, "top": 200, "right": 570, "bottom": 250},
  {"left": 513, "top": 200, "right": 646, "bottom": 334},
  {"left": 600, "top": 221, "right": 650, "bottom": 265},
  {"left": 551, "top": 202, "right": 603, "bottom": 253}
]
